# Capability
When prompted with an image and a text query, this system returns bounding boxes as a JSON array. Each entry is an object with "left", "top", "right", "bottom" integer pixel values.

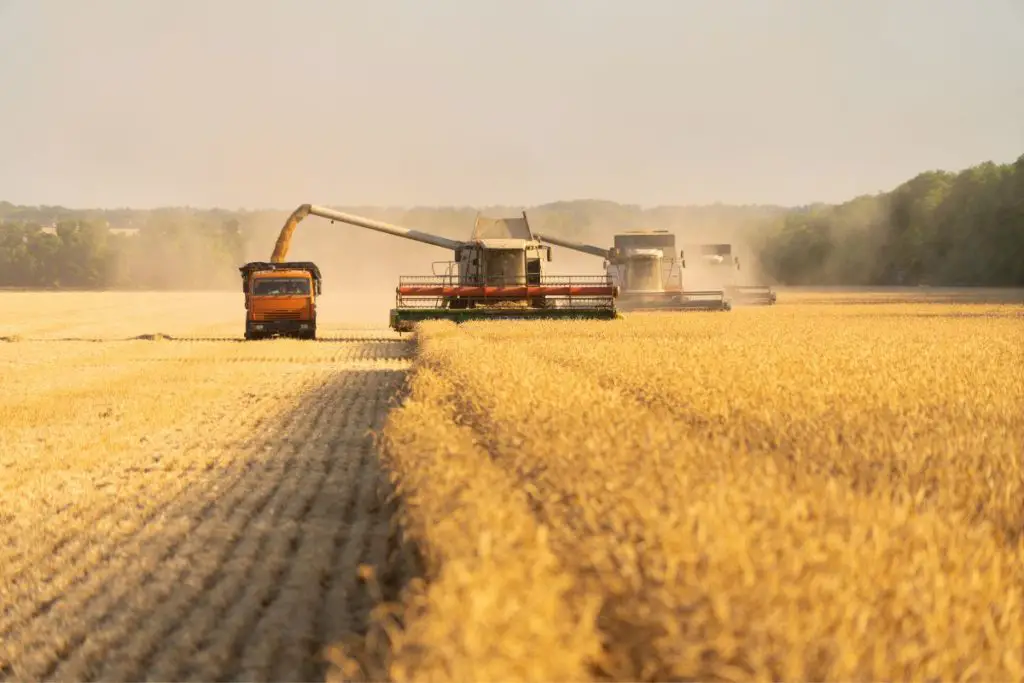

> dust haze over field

[
  {"left": 1, "top": 2, "right": 1020, "bottom": 298},
  {"left": 246, "top": 209, "right": 471, "bottom": 327},
  {"left": 229, "top": 203, "right": 777, "bottom": 326}
]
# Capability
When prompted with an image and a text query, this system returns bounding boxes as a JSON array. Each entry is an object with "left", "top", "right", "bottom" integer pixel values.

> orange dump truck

[{"left": 239, "top": 261, "right": 322, "bottom": 340}]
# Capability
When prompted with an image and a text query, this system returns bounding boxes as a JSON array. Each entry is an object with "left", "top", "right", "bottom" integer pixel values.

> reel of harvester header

[
  {"left": 268, "top": 204, "right": 619, "bottom": 332},
  {"left": 534, "top": 229, "right": 733, "bottom": 312}
]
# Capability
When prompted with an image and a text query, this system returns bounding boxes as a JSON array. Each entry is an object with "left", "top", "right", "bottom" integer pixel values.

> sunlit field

[
  {"left": 372, "top": 291, "right": 1024, "bottom": 681},
  {"left": 0, "top": 292, "right": 415, "bottom": 681},
  {"left": 1, "top": 289, "right": 1022, "bottom": 681}
]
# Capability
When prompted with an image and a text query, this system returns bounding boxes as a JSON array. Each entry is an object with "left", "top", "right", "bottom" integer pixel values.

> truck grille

[{"left": 263, "top": 310, "right": 302, "bottom": 320}]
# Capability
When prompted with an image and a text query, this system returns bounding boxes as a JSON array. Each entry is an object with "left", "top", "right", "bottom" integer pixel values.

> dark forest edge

[{"left": 2, "top": 154, "right": 1021, "bottom": 289}]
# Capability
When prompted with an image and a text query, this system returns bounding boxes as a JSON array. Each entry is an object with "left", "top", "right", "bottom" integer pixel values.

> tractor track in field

[{"left": 0, "top": 338, "right": 419, "bottom": 682}]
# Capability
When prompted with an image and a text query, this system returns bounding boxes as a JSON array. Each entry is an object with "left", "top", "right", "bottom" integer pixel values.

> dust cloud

[
  {"left": 235, "top": 205, "right": 777, "bottom": 327},
  {"left": 102, "top": 217, "right": 243, "bottom": 293},
  {"left": 257, "top": 207, "right": 474, "bottom": 327},
  {"left": 99, "top": 202, "right": 774, "bottom": 328},
  {"left": 535, "top": 215, "right": 774, "bottom": 294}
]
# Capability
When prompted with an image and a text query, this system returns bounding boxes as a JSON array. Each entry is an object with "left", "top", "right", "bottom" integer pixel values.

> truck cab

[{"left": 239, "top": 261, "right": 322, "bottom": 340}]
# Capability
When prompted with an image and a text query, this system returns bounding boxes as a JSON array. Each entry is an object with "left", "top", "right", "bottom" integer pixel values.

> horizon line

[{"left": 0, "top": 196, "right": 870, "bottom": 214}]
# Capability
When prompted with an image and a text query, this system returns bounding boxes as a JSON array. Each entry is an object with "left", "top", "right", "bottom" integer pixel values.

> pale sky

[{"left": 1, "top": 0, "right": 1021, "bottom": 209}]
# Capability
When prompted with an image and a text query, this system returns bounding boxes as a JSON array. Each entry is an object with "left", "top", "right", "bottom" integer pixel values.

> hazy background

[{"left": 1, "top": 0, "right": 1022, "bottom": 210}]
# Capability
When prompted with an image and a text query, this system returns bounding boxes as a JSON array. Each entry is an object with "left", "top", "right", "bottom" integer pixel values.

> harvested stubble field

[
  {"left": 371, "top": 288, "right": 1024, "bottom": 682},
  {"left": 0, "top": 292, "right": 418, "bottom": 681},
  {"left": 2, "top": 289, "right": 1023, "bottom": 682}
]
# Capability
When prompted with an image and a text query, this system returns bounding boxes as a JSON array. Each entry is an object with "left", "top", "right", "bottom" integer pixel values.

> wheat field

[
  {"left": 1, "top": 289, "right": 1022, "bottom": 682},
  {"left": 371, "top": 291, "right": 1024, "bottom": 681},
  {"left": 0, "top": 292, "right": 418, "bottom": 681}
]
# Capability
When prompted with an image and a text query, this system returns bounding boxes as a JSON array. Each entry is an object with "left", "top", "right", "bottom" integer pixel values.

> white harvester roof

[
  {"left": 477, "top": 238, "right": 533, "bottom": 250},
  {"left": 471, "top": 212, "right": 534, "bottom": 241},
  {"left": 624, "top": 247, "right": 664, "bottom": 258}
]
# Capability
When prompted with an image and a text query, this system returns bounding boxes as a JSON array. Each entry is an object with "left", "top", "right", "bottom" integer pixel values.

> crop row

[
  {"left": 371, "top": 304, "right": 1024, "bottom": 681},
  {"left": 1, "top": 339, "right": 413, "bottom": 681}
]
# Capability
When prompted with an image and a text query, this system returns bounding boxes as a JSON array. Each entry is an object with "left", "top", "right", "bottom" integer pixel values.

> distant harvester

[{"left": 535, "top": 229, "right": 734, "bottom": 311}]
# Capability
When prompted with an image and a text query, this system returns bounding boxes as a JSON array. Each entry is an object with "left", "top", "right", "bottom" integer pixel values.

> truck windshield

[{"left": 252, "top": 278, "right": 310, "bottom": 296}]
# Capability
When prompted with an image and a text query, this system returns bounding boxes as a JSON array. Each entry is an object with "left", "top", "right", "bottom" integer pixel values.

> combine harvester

[
  {"left": 241, "top": 204, "right": 619, "bottom": 335},
  {"left": 534, "top": 229, "right": 732, "bottom": 312},
  {"left": 681, "top": 244, "right": 777, "bottom": 306}
]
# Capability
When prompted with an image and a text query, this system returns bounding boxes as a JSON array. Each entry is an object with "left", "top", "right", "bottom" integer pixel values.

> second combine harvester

[
  {"left": 535, "top": 229, "right": 735, "bottom": 311},
  {"left": 253, "top": 203, "right": 620, "bottom": 334},
  {"left": 535, "top": 230, "right": 777, "bottom": 310},
  {"left": 683, "top": 243, "right": 777, "bottom": 306}
]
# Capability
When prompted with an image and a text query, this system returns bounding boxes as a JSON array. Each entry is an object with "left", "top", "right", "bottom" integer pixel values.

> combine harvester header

[
  {"left": 253, "top": 204, "right": 619, "bottom": 333},
  {"left": 534, "top": 229, "right": 732, "bottom": 312}
]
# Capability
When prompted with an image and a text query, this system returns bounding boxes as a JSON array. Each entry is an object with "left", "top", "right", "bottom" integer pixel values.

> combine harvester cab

[
  {"left": 390, "top": 213, "right": 619, "bottom": 331},
  {"left": 261, "top": 204, "right": 619, "bottom": 334},
  {"left": 685, "top": 244, "right": 777, "bottom": 306},
  {"left": 534, "top": 229, "right": 732, "bottom": 312},
  {"left": 239, "top": 261, "right": 322, "bottom": 340}
]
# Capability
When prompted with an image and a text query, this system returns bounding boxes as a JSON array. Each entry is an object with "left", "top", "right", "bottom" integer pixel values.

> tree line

[
  {"left": 0, "top": 208, "right": 245, "bottom": 289},
  {"left": 756, "top": 155, "right": 1024, "bottom": 286},
  {"left": 1, "top": 154, "right": 1020, "bottom": 289}
]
